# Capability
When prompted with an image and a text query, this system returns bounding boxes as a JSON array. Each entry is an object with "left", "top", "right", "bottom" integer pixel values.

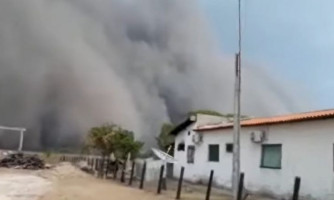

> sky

[{"left": 198, "top": 0, "right": 334, "bottom": 110}]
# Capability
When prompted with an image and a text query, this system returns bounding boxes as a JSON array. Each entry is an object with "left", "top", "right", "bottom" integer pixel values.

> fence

[
  {"left": 57, "top": 155, "right": 303, "bottom": 200},
  {"left": 134, "top": 159, "right": 162, "bottom": 182}
]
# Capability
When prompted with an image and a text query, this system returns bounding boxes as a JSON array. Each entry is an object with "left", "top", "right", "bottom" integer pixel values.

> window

[
  {"left": 188, "top": 131, "right": 191, "bottom": 136},
  {"left": 177, "top": 142, "right": 185, "bottom": 151},
  {"left": 208, "top": 144, "right": 219, "bottom": 162},
  {"left": 226, "top": 143, "right": 233, "bottom": 153},
  {"left": 261, "top": 144, "right": 282, "bottom": 169},
  {"left": 187, "top": 145, "right": 195, "bottom": 163}
]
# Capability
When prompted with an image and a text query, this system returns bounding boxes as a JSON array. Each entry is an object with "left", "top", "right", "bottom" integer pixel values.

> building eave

[
  {"left": 194, "top": 109, "right": 334, "bottom": 132},
  {"left": 170, "top": 115, "right": 196, "bottom": 136}
]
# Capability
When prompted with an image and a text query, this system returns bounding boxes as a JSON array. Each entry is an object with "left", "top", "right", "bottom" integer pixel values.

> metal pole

[
  {"left": 18, "top": 130, "right": 25, "bottom": 151},
  {"left": 0, "top": 126, "right": 26, "bottom": 152}
]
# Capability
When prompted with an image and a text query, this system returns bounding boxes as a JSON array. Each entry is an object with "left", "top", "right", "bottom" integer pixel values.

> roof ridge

[
  {"left": 245, "top": 108, "right": 334, "bottom": 120},
  {"left": 194, "top": 108, "right": 334, "bottom": 131}
]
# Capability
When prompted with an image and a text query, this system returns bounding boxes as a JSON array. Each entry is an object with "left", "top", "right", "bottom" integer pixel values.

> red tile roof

[{"left": 195, "top": 109, "right": 334, "bottom": 131}]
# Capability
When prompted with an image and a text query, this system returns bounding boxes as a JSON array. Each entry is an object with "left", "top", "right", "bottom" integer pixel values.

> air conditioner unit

[
  {"left": 192, "top": 133, "right": 203, "bottom": 145},
  {"left": 250, "top": 130, "right": 266, "bottom": 143}
]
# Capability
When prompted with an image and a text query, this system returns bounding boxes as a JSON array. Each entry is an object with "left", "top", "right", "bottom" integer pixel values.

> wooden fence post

[
  {"left": 139, "top": 162, "right": 146, "bottom": 189},
  {"left": 237, "top": 173, "right": 244, "bottom": 200},
  {"left": 105, "top": 158, "right": 110, "bottom": 178},
  {"left": 292, "top": 177, "right": 301, "bottom": 200},
  {"left": 157, "top": 165, "right": 165, "bottom": 194},
  {"left": 113, "top": 163, "right": 118, "bottom": 179},
  {"left": 129, "top": 161, "right": 135, "bottom": 186},
  {"left": 205, "top": 170, "right": 214, "bottom": 200},
  {"left": 176, "top": 167, "right": 185, "bottom": 199},
  {"left": 94, "top": 158, "right": 98, "bottom": 171},
  {"left": 100, "top": 158, "right": 106, "bottom": 178},
  {"left": 121, "top": 162, "right": 126, "bottom": 182}
]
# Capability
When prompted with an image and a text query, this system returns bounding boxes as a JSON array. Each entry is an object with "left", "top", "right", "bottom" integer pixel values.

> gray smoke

[{"left": 0, "top": 0, "right": 309, "bottom": 149}]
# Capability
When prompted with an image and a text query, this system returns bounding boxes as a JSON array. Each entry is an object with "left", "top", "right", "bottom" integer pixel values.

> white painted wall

[
  {"left": 135, "top": 158, "right": 163, "bottom": 181},
  {"left": 173, "top": 119, "right": 334, "bottom": 200}
]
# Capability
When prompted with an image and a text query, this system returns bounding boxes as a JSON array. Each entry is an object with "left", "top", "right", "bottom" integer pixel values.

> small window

[
  {"left": 261, "top": 144, "right": 282, "bottom": 169},
  {"left": 208, "top": 144, "right": 219, "bottom": 162},
  {"left": 177, "top": 142, "right": 185, "bottom": 151},
  {"left": 188, "top": 131, "right": 191, "bottom": 136},
  {"left": 226, "top": 143, "right": 233, "bottom": 153},
  {"left": 187, "top": 145, "right": 195, "bottom": 163}
]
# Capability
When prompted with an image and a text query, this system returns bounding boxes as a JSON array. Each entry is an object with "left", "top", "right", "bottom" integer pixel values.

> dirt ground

[
  {"left": 39, "top": 168, "right": 172, "bottom": 200},
  {"left": 0, "top": 162, "right": 273, "bottom": 200},
  {"left": 0, "top": 163, "right": 173, "bottom": 200},
  {"left": 40, "top": 178, "right": 174, "bottom": 200}
]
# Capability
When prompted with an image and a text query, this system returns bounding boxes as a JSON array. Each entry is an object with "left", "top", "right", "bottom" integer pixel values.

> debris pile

[{"left": 0, "top": 153, "right": 45, "bottom": 169}]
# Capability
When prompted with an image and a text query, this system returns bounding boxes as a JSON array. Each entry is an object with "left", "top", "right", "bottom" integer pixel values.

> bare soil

[
  {"left": 0, "top": 168, "right": 51, "bottom": 200},
  {"left": 0, "top": 163, "right": 172, "bottom": 200},
  {"left": 39, "top": 167, "right": 172, "bottom": 200},
  {"left": 0, "top": 162, "right": 273, "bottom": 200}
]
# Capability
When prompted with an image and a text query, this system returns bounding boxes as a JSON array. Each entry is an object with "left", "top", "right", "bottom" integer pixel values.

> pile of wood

[{"left": 0, "top": 153, "right": 45, "bottom": 170}]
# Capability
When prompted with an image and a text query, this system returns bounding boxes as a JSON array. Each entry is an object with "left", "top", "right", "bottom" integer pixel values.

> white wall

[
  {"left": 173, "top": 119, "right": 334, "bottom": 200},
  {"left": 135, "top": 158, "right": 164, "bottom": 181},
  {"left": 174, "top": 124, "right": 199, "bottom": 182},
  {"left": 174, "top": 125, "right": 233, "bottom": 187}
]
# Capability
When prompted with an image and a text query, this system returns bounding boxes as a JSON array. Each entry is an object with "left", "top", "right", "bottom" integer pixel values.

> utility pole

[{"left": 232, "top": 0, "right": 242, "bottom": 199}]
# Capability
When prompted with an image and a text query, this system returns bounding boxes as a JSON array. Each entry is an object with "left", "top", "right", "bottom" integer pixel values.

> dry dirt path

[
  {"left": 38, "top": 163, "right": 172, "bottom": 200},
  {"left": 0, "top": 163, "right": 173, "bottom": 200},
  {"left": 40, "top": 176, "right": 174, "bottom": 200},
  {"left": 39, "top": 176, "right": 173, "bottom": 200},
  {"left": 0, "top": 169, "right": 51, "bottom": 200},
  {"left": 0, "top": 163, "right": 272, "bottom": 200}
]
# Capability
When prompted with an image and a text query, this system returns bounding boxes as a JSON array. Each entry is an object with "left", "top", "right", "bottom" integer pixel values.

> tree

[
  {"left": 86, "top": 124, "right": 116, "bottom": 156},
  {"left": 156, "top": 123, "right": 175, "bottom": 154},
  {"left": 86, "top": 124, "right": 143, "bottom": 159},
  {"left": 105, "top": 128, "right": 143, "bottom": 159}
]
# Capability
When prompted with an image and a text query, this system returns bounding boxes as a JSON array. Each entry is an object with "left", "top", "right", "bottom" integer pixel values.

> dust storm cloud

[{"left": 0, "top": 0, "right": 308, "bottom": 149}]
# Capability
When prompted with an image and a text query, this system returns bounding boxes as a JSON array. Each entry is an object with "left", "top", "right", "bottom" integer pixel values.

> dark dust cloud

[{"left": 0, "top": 0, "right": 309, "bottom": 150}]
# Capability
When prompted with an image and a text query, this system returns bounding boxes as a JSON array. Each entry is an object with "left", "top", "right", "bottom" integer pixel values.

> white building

[{"left": 171, "top": 109, "right": 334, "bottom": 200}]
